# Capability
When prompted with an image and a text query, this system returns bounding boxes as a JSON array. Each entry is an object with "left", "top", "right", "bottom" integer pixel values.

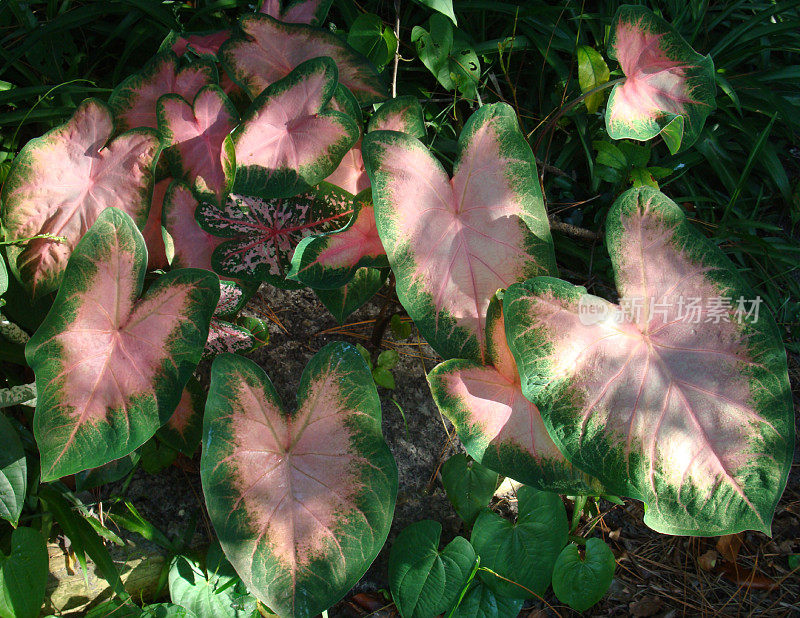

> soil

[{"left": 105, "top": 282, "right": 800, "bottom": 617}]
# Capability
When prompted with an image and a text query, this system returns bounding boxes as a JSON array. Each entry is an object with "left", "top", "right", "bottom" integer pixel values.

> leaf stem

[
  {"left": 391, "top": 0, "right": 401, "bottom": 98},
  {"left": 478, "top": 567, "right": 564, "bottom": 617}
]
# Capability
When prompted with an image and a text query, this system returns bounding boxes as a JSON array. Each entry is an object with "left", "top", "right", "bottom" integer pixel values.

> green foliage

[
  {"left": 0, "top": 527, "right": 47, "bottom": 618},
  {"left": 0, "top": 413, "right": 26, "bottom": 527},
  {"left": 347, "top": 13, "right": 397, "bottom": 68},
  {"left": 551, "top": 538, "right": 616, "bottom": 611},
  {"left": 440, "top": 454, "right": 498, "bottom": 527}
]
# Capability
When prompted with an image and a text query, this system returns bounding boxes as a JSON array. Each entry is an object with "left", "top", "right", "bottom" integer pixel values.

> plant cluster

[{"left": 0, "top": 1, "right": 796, "bottom": 617}]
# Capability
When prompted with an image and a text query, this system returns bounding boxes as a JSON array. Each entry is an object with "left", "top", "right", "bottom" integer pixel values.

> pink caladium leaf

[
  {"left": 109, "top": 52, "right": 215, "bottom": 131},
  {"left": 504, "top": 186, "right": 794, "bottom": 536},
  {"left": 142, "top": 178, "right": 171, "bottom": 271},
  {"left": 232, "top": 57, "right": 359, "bottom": 197},
  {"left": 259, "top": 0, "right": 332, "bottom": 25},
  {"left": 315, "top": 267, "right": 389, "bottom": 324},
  {"left": 196, "top": 183, "right": 355, "bottom": 287},
  {"left": 161, "top": 181, "right": 224, "bottom": 272},
  {"left": 428, "top": 293, "right": 599, "bottom": 494},
  {"left": 158, "top": 376, "right": 205, "bottom": 457},
  {"left": 201, "top": 344, "right": 397, "bottom": 617},
  {"left": 204, "top": 280, "right": 258, "bottom": 359},
  {"left": 0, "top": 99, "right": 160, "bottom": 298},
  {"left": 363, "top": 103, "right": 557, "bottom": 363},
  {"left": 157, "top": 85, "right": 238, "bottom": 200},
  {"left": 288, "top": 195, "right": 388, "bottom": 289},
  {"left": 606, "top": 5, "right": 716, "bottom": 153},
  {"left": 171, "top": 29, "right": 232, "bottom": 58},
  {"left": 220, "top": 14, "right": 387, "bottom": 104},
  {"left": 26, "top": 208, "right": 219, "bottom": 480}
]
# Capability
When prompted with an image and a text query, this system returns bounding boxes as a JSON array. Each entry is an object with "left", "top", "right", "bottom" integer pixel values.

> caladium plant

[
  {"left": 363, "top": 102, "right": 557, "bottom": 363},
  {"left": 157, "top": 376, "right": 205, "bottom": 457},
  {"left": 201, "top": 344, "right": 397, "bottom": 618},
  {"left": 606, "top": 5, "right": 716, "bottom": 153},
  {"left": 170, "top": 29, "right": 232, "bottom": 58},
  {"left": 26, "top": 208, "right": 219, "bottom": 480},
  {"left": 161, "top": 180, "right": 224, "bottom": 272},
  {"left": 1, "top": 98, "right": 160, "bottom": 298},
  {"left": 428, "top": 293, "right": 599, "bottom": 494},
  {"left": 219, "top": 13, "right": 387, "bottom": 104},
  {"left": 142, "top": 178, "right": 171, "bottom": 271},
  {"left": 204, "top": 280, "right": 262, "bottom": 358},
  {"left": 503, "top": 186, "right": 793, "bottom": 536},
  {"left": 259, "top": 0, "right": 332, "bottom": 25}
]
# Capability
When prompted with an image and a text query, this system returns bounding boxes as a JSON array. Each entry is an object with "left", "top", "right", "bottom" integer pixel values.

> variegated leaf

[
  {"left": 429, "top": 293, "right": 599, "bottom": 494},
  {"left": 157, "top": 85, "right": 238, "bottom": 200},
  {"left": 363, "top": 103, "right": 557, "bottom": 363},
  {"left": 232, "top": 57, "right": 359, "bottom": 197},
  {"left": 259, "top": 0, "right": 332, "bottom": 25},
  {"left": 220, "top": 14, "right": 387, "bottom": 104},
  {"left": 504, "top": 186, "right": 793, "bottom": 536},
  {"left": 195, "top": 183, "right": 355, "bottom": 287},
  {"left": 606, "top": 5, "right": 716, "bottom": 153},
  {"left": 143, "top": 178, "right": 171, "bottom": 271},
  {"left": 1, "top": 99, "right": 159, "bottom": 297},
  {"left": 162, "top": 181, "right": 224, "bottom": 272},
  {"left": 26, "top": 208, "right": 219, "bottom": 480},
  {"left": 172, "top": 29, "right": 232, "bottom": 58},
  {"left": 201, "top": 344, "right": 397, "bottom": 617},
  {"left": 158, "top": 376, "right": 205, "bottom": 457},
  {"left": 109, "top": 52, "right": 215, "bottom": 131},
  {"left": 204, "top": 281, "right": 257, "bottom": 359}
]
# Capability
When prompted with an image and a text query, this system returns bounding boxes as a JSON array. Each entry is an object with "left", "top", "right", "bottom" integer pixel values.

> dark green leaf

[
  {"left": 551, "top": 538, "right": 615, "bottom": 612},
  {"left": 441, "top": 454, "right": 498, "bottom": 527}
]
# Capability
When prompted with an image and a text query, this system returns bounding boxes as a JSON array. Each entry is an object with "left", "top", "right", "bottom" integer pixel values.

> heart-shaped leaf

[
  {"left": 201, "top": 344, "right": 397, "bottom": 618},
  {"left": 110, "top": 52, "right": 215, "bottom": 131},
  {"left": 576, "top": 45, "right": 610, "bottom": 114},
  {"left": 411, "top": 15, "right": 480, "bottom": 99},
  {"left": 220, "top": 14, "right": 387, "bottom": 104},
  {"left": 451, "top": 581, "right": 523, "bottom": 618},
  {"left": 440, "top": 454, "right": 497, "bottom": 526},
  {"left": 195, "top": 184, "right": 355, "bottom": 287},
  {"left": 27, "top": 208, "right": 219, "bottom": 480},
  {"left": 551, "top": 538, "right": 615, "bottom": 612},
  {"left": 347, "top": 13, "right": 398, "bottom": 68},
  {"left": 605, "top": 5, "right": 716, "bottom": 153},
  {"left": 162, "top": 181, "right": 224, "bottom": 272},
  {"left": 471, "top": 485, "right": 567, "bottom": 599},
  {"left": 172, "top": 29, "right": 232, "bottom": 58},
  {"left": 429, "top": 294, "right": 598, "bottom": 494},
  {"left": 205, "top": 281, "right": 259, "bottom": 358},
  {"left": 143, "top": 178, "right": 171, "bottom": 271},
  {"left": 0, "top": 527, "right": 48, "bottom": 618},
  {"left": 363, "top": 103, "right": 556, "bottom": 363},
  {"left": 158, "top": 376, "right": 205, "bottom": 457},
  {"left": 314, "top": 267, "right": 388, "bottom": 324},
  {"left": 0, "top": 413, "right": 26, "bottom": 526},
  {"left": 157, "top": 85, "right": 238, "bottom": 200},
  {"left": 232, "top": 57, "right": 359, "bottom": 197},
  {"left": 259, "top": 0, "right": 332, "bottom": 25},
  {"left": 504, "top": 186, "right": 794, "bottom": 536},
  {"left": 388, "top": 520, "right": 476, "bottom": 618},
  {"left": 1, "top": 99, "right": 160, "bottom": 298}
]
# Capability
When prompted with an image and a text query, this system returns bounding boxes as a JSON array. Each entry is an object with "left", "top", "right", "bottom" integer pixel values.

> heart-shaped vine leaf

[
  {"left": 0, "top": 413, "right": 26, "bottom": 526},
  {"left": 0, "top": 527, "right": 48, "bottom": 618},
  {"left": 195, "top": 184, "right": 355, "bottom": 287},
  {"left": 1, "top": 99, "right": 160, "bottom": 298},
  {"left": 471, "top": 485, "right": 567, "bottom": 599},
  {"left": 110, "top": 52, "right": 215, "bottom": 131},
  {"left": 201, "top": 344, "right": 397, "bottom": 618},
  {"left": 440, "top": 454, "right": 497, "bottom": 526},
  {"left": 314, "top": 267, "right": 388, "bottom": 324},
  {"left": 220, "top": 14, "right": 387, "bottom": 104},
  {"left": 388, "top": 520, "right": 476, "bottom": 618},
  {"left": 451, "top": 581, "right": 523, "bottom": 618},
  {"left": 143, "top": 179, "right": 170, "bottom": 271},
  {"left": 363, "top": 103, "right": 556, "bottom": 363},
  {"left": 606, "top": 5, "right": 716, "bottom": 153},
  {"left": 551, "top": 538, "right": 615, "bottom": 612},
  {"left": 289, "top": 197, "right": 388, "bottom": 289},
  {"left": 26, "top": 208, "right": 219, "bottom": 480},
  {"left": 259, "top": 0, "right": 332, "bottom": 25},
  {"left": 504, "top": 186, "right": 794, "bottom": 536},
  {"left": 158, "top": 376, "right": 205, "bottom": 457},
  {"left": 162, "top": 181, "right": 224, "bottom": 271},
  {"left": 157, "top": 85, "right": 238, "bottom": 200},
  {"left": 429, "top": 294, "right": 598, "bottom": 494},
  {"left": 172, "top": 29, "right": 232, "bottom": 58},
  {"left": 232, "top": 57, "right": 359, "bottom": 197}
]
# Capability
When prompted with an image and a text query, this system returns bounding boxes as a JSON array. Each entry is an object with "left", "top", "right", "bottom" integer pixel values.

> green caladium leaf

[
  {"left": 221, "top": 14, "right": 386, "bottom": 104},
  {"left": 0, "top": 527, "right": 48, "bottom": 618},
  {"left": 26, "top": 208, "right": 219, "bottom": 480},
  {"left": 504, "top": 186, "right": 794, "bottom": 536},
  {"left": 551, "top": 538, "right": 615, "bottom": 612},
  {"left": 389, "top": 520, "right": 476, "bottom": 618},
  {"left": 605, "top": 5, "right": 716, "bottom": 153},
  {"left": 471, "top": 486, "right": 567, "bottom": 599},
  {"left": 576, "top": 45, "right": 610, "bottom": 114},
  {"left": 0, "top": 413, "right": 26, "bottom": 526},
  {"left": 363, "top": 103, "right": 556, "bottom": 363},
  {"left": 314, "top": 267, "right": 388, "bottom": 324},
  {"left": 440, "top": 454, "right": 498, "bottom": 526},
  {"left": 231, "top": 57, "right": 359, "bottom": 198},
  {"left": 201, "top": 344, "right": 397, "bottom": 618},
  {"left": 429, "top": 294, "right": 599, "bottom": 494},
  {"left": 75, "top": 451, "right": 140, "bottom": 492},
  {"left": 1, "top": 99, "right": 160, "bottom": 298},
  {"left": 157, "top": 376, "right": 205, "bottom": 457},
  {"left": 450, "top": 581, "right": 523, "bottom": 618},
  {"left": 195, "top": 184, "right": 355, "bottom": 287}
]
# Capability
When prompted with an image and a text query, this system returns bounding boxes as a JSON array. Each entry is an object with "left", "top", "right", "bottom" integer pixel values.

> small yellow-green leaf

[{"left": 576, "top": 46, "right": 610, "bottom": 114}]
